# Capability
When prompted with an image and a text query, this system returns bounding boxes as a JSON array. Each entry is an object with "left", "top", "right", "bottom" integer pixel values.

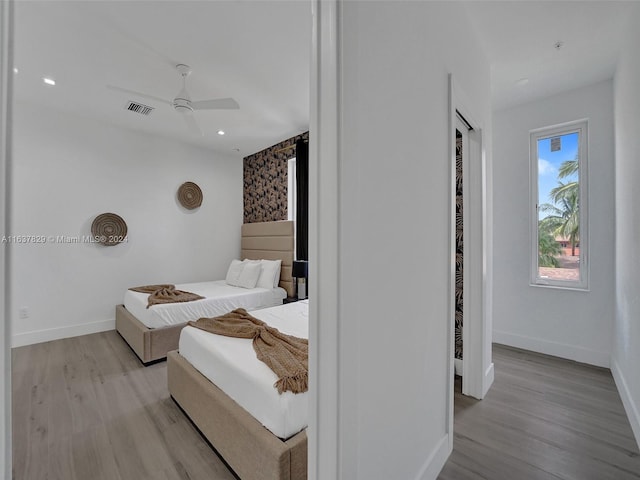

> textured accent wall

[
  {"left": 455, "top": 130, "right": 463, "bottom": 360},
  {"left": 243, "top": 131, "right": 309, "bottom": 224}
]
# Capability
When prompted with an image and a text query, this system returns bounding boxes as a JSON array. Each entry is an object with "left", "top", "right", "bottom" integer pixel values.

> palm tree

[
  {"left": 558, "top": 158, "right": 578, "bottom": 177},
  {"left": 540, "top": 188, "right": 580, "bottom": 256},
  {"left": 549, "top": 158, "right": 578, "bottom": 200},
  {"left": 538, "top": 224, "right": 562, "bottom": 267},
  {"left": 538, "top": 156, "right": 580, "bottom": 257}
]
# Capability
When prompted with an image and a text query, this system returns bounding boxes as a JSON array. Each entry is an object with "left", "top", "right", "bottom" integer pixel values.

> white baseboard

[
  {"left": 12, "top": 318, "right": 115, "bottom": 348},
  {"left": 611, "top": 358, "right": 640, "bottom": 450},
  {"left": 455, "top": 359, "right": 494, "bottom": 398},
  {"left": 416, "top": 434, "right": 451, "bottom": 480},
  {"left": 493, "top": 330, "right": 610, "bottom": 368},
  {"left": 454, "top": 358, "right": 463, "bottom": 376}
]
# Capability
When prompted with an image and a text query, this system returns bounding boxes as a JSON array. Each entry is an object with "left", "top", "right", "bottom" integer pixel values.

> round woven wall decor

[
  {"left": 177, "top": 181, "right": 203, "bottom": 210},
  {"left": 91, "top": 213, "right": 128, "bottom": 246}
]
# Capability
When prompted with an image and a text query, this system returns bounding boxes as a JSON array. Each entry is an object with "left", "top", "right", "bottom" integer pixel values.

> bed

[
  {"left": 123, "top": 281, "right": 287, "bottom": 329},
  {"left": 167, "top": 299, "right": 308, "bottom": 480},
  {"left": 116, "top": 220, "right": 295, "bottom": 364}
]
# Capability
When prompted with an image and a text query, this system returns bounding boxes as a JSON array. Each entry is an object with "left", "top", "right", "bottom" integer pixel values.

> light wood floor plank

[
  {"left": 69, "top": 425, "right": 123, "bottom": 480},
  {"left": 47, "top": 433, "right": 75, "bottom": 480},
  {"left": 444, "top": 432, "right": 565, "bottom": 480},
  {"left": 12, "top": 342, "right": 51, "bottom": 480}
]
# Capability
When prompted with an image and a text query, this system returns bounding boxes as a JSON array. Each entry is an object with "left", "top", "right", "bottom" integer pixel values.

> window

[
  {"left": 287, "top": 157, "right": 296, "bottom": 221},
  {"left": 530, "top": 120, "right": 588, "bottom": 289}
]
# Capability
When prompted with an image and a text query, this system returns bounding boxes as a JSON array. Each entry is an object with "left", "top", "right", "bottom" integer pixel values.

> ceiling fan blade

[
  {"left": 191, "top": 98, "right": 240, "bottom": 110},
  {"left": 106, "top": 85, "right": 172, "bottom": 106},
  {"left": 181, "top": 112, "right": 203, "bottom": 137}
]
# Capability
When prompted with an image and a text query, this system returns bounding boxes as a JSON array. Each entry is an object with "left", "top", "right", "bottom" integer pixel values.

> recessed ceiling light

[
  {"left": 13, "top": 67, "right": 18, "bottom": 74},
  {"left": 515, "top": 78, "right": 529, "bottom": 87},
  {"left": 217, "top": 130, "right": 225, "bottom": 136},
  {"left": 554, "top": 41, "right": 564, "bottom": 51},
  {"left": 43, "top": 77, "right": 56, "bottom": 86}
]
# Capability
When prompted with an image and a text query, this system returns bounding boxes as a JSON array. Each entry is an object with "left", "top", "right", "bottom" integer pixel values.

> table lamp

[{"left": 292, "top": 260, "right": 308, "bottom": 300}]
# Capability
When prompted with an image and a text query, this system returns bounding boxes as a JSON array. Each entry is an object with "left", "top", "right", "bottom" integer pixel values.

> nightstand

[{"left": 283, "top": 297, "right": 299, "bottom": 304}]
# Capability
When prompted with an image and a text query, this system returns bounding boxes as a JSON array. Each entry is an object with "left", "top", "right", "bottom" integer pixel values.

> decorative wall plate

[
  {"left": 91, "top": 213, "right": 128, "bottom": 246},
  {"left": 177, "top": 181, "right": 203, "bottom": 210}
]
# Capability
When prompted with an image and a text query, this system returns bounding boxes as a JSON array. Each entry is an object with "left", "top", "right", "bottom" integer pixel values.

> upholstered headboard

[{"left": 241, "top": 220, "right": 295, "bottom": 298}]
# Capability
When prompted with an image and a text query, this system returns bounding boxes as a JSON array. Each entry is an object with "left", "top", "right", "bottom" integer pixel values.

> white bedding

[
  {"left": 124, "top": 280, "right": 286, "bottom": 329},
  {"left": 179, "top": 300, "right": 309, "bottom": 439}
]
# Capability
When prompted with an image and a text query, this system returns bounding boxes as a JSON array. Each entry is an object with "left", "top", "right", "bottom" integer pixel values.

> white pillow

[
  {"left": 256, "top": 259, "right": 282, "bottom": 289},
  {"left": 243, "top": 258, "right": 262, "bottom": 265},
  {"left": 235, "top": 261, "right": 262, "bottom": 289},
  {"left": 272, "top": 260, "right": 282, "bottom": 288},
  {"left": 225, "top": 259, "right": 245, "bottom": 286}
]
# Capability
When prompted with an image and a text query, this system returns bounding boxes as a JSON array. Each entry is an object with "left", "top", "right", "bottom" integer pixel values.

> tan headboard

[{"left": 241, "top": 220, "right": 295, "bottom": 298}]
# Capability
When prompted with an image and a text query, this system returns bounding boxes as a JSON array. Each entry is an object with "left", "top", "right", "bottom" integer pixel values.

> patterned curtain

[{"left": 295, "top": 139, "right": 309, "bottom": 260}]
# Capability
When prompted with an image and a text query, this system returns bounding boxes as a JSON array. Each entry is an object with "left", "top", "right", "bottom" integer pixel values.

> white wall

[
  {"left": 612, "top": 9, "right": 640, "bottom": 448},
  {"left": 11, "top": 102, "right": 243, "bottom": 346},
  {"left": 323, "top": 2, "right": 491, "bottom": 478},
  {"left": 492, "top": 80, "right": 615, "bottom": 367}
]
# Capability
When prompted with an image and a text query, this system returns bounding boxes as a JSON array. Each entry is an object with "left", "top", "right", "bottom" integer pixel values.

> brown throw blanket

[
  {"left": 188, "top": 308, "right": 308, "bottom": 394},
  {"left": 129, "top": 284, "right": 205, "bottom": 309}
]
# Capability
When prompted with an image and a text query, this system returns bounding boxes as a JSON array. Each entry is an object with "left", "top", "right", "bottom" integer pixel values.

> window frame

[{"left": 530, "top": 119, "right": 589, "bottom": 290}]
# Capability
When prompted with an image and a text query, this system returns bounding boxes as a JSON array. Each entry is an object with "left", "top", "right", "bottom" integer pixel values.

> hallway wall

[{"left": 493, "top": 80, "right": 615, "bottom": 367}]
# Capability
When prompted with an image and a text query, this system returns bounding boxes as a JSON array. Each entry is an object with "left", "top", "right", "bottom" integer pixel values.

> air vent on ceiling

[{"left": 125, "top": 101, "right": 154, "bottom": 116}]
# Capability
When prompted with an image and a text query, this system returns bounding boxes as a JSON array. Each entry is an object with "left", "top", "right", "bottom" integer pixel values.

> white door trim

[{"left": 308, "top": 0, "right": 340, "bottom": 478}]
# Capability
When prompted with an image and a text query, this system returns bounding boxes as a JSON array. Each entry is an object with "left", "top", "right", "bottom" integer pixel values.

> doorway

[
  {"left": 454, "top": 116, "right": 470, "bottom": 377},
  {"left": 448, "top": 75, "right": 494, "bottom": 405}
]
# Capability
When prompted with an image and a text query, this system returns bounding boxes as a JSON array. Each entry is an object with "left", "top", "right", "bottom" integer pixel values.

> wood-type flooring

[{"left": 12, "top": 332, "right": 640, "bottom": 479}]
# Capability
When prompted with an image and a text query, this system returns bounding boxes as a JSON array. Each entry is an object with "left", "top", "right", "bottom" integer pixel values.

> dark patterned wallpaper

[
  {"left": 243, "top": 131, "right": 309, "bottom": 224},
  {"left": 455, "top": 130, "right": 463, "bottom": 360}
]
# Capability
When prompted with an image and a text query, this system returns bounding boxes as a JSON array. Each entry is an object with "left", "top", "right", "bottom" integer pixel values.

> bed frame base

[
  {"left": 167, "top": 350, "right": 307, "bottom": 480},
  {"left": 115, "top": 304, "right": 185, "bottom": 364}
]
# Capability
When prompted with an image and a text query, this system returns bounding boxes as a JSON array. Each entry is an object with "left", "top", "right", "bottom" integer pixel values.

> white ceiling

[
  {"left": 13, "top": 1, "right": 638, "bottom": 154},
  {"left": 463, "top": 1, "right": 640, "bottom": 111},
  {"left": 13, "top": 0, "right": 311, "bottom": 156}
]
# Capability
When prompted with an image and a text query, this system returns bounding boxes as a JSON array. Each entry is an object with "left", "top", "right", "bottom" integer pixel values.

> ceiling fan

[{"left": 108, "top": 64, "right": 239, "bottom": 136}]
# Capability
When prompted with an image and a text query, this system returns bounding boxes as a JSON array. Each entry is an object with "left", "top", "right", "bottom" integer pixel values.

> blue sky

[{"left": 538, "top": 132, "right": 579, "bottom": 219}]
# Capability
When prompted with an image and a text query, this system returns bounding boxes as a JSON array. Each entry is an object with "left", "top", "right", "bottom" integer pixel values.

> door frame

[
  {"left": 447, "top": 75, "right": 494, "bottom": 427},
  {"left": 308, "top": 0, "right": 340, "bottom": 478},
  {"left": 1, "top": 0, "right": 14, "bottom": 477}
]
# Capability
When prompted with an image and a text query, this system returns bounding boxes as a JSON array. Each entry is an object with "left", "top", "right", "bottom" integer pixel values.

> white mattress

[
  {"left": 124, "top": 280, "right": 286, "bottom": 329},
  {"left": 179, "top": 300, "right": 309, "bottom": 439}
]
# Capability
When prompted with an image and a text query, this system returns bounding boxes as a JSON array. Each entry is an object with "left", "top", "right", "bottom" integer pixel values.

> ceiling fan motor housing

[
  {"left": 174, "top": 67, "right": 193, "bottom": 113},
  {"left": 173, "top": 97, "right": 193, "bottom": 113}
]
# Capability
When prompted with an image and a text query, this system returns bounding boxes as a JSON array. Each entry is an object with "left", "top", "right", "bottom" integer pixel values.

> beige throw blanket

[
  {"left": 129, "top": 284, "right": 205, "bottom": 309},
  {"left": 188, "top": 308, "right": 308, "bottom": 394}
]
